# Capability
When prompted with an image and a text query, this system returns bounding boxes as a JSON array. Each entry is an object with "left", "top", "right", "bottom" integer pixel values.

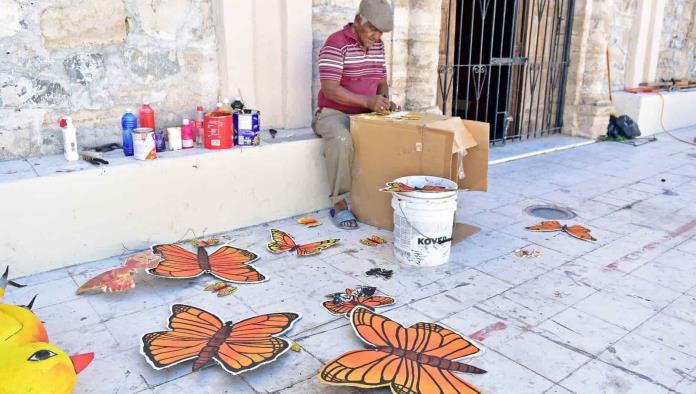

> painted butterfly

[
  {"left": 319, "top": 307, "right": 486, "bottom": 394},
  {"left": 141, "top": 304, "right": 300, "bottom": 374},
  {"left": 525, "top": 221, "right": 596, "bottom": 242},
  {"left": 323, "top": 286, "right": 395, "bottom": 317},
  {"left": 266, "top": 229, "right": 339, "bottom": 257}
]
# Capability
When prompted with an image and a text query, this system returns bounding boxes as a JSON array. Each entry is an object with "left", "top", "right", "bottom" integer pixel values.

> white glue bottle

[{"left": 59, "top": 117, "right": 79, "bottom": 161}]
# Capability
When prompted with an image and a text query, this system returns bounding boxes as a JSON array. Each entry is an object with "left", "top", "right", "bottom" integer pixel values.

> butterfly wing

[
  {"left": 140, "top": 304, "right": 222, "bottom": 370},
  {"left": 357, "top": 296, "right": 396, "bottom": 311},
  {"left": 564, "top": 225, "right": 597, "bottom": 242},
  {"left": 410, "top": 322, "right": 482, "bottom": 360},
  {"left": 296, "top": 239, "right": 339, "bottom": 256},
  {"left": 525, "top": 221, "right": 563, "bottom": 232},
  {"left": 148, "top": 244, "right": 203, "bottom": 279},
  {"left": 266, "top": 229, "right": 297, "bottom": 254},
  {"left": 214, "top": 313, "right": 300, "bottom": 374},
  {"left": 322, "top": 300, "right": 356, "bottom": 316},
  {"left": 379, "top": 182, "right": 416, "bottom": 193},
  {"left": 75, "top": 266, "right": 136, "bottom": 294},
  {"left": 208, "top": 246, "right": 266, "bottom": 283}
]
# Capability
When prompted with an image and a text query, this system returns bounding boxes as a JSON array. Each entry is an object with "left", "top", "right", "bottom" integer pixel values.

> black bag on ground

[{"left": 607, "top": 114, "right": 641, "bottom": 139}]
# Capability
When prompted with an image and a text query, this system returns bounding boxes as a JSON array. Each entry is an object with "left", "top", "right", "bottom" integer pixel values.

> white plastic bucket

[{"left": 391, "top": 176, "right": 458, "bottom": 267}]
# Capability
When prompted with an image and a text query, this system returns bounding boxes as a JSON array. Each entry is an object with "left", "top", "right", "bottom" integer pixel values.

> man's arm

[
  {"left": 377, "top": 78, "right": 399, "bottom": 112},
  {"left": 321, "top": 80, "right": 390, "bottom": 113}
]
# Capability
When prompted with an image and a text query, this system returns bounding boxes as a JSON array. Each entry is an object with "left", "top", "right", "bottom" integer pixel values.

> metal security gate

[{"left": 438, "top": 0, "right": 576, "bottom": 144}]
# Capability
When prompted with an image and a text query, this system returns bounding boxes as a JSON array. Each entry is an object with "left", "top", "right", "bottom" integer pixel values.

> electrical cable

[{"left": 655, "top": 91, "right": 696, "bottom": 146}]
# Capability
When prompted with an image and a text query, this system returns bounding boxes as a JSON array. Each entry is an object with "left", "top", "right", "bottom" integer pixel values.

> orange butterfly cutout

[
  {"left": 319, "top": 307, "right": 486, "bottom": 394},
  {"left": 380, "top": 182, "right": 457, "bottom": 193},
  {"left": 360, "top": 235, "right": 387, "bottom": 247},
  {"left": 141, "top": 304, "right": 300, "bottom": 374},
  {"left": 148, "top": 242, "right": 266, "bottom": 283},
  {"left": 323, "top": 286, "right": 395, "bottom": 317},
  {"left": 191, "top": 238, "right": 220, "bottom": 247},
  {"left": 203, "top": 281, "right": 238, "bottom": 297},
  {"left": 525, "top": 220, "right": 597, "bottom": 242},
  {"left": 266, "top": 229, "right": 339, "bottom": 257},
  {"left": 75, "top": 251, "right": 161, "bottom": 294},
  {"left": 297, "top": 217, "right": 322, "bottom": 228}
]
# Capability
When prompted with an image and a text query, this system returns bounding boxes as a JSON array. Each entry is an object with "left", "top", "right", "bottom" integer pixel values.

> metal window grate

[{"left": 438, "top": 0, "right": 576, "bottom": 144}]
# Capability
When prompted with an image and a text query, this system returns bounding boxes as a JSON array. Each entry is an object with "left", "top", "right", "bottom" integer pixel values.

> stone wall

[
  {"left": 657, "top": 0, "right": 696, "bottom": 80},
  {"left": 0, "top": 0, "right": 218, "bottom": 160},
  {"left": 311, "top": 0, "right": 442, "bottom": 112}
]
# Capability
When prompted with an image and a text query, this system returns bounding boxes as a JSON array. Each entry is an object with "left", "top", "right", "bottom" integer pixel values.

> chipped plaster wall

[
  {"left": 312, "top": 0, "right": 442, "bottom": 112},
  {"left": 0, "top": 0, "right": 219, "bottom": 160},
  {"left": 657, "top": 0, "right": 696, "bottom": 79}
]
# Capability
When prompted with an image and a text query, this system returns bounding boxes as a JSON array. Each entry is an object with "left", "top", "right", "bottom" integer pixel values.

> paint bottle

[
  {"left": 139, "top": 102, "right": 155, "bottom": 130},
  {"left": 121, "top": 110, "right": 138, "bottom": 156},
  {"left": 216, "top": 102, "right": 223, "bottom": 112},
  {"left": 195, "top": 105, "right": 205, "bottom": 146},
  {"left": 182, "top": 119, "right": 194, "bottom": 149},
  {"left": 231, "top": 96, "right": 244, "bottom": 112},
  {"left": 167, "top": 126, "right": 183, "bottom": 150},
  {"left": 59, "top": 117, "right": 79, "bottom": 161},
  {"left": 222, "top": 98, "right": 231, "bottom": 112}
]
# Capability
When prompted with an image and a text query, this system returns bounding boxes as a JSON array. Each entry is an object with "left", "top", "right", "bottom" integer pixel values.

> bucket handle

[{"left": 397, "top": 200, "right": 453, "bottom": 246}]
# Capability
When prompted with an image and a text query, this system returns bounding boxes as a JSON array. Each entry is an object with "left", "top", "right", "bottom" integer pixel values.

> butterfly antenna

[{"left": 24, "top": 295, "right": 38, "bottom": 310}]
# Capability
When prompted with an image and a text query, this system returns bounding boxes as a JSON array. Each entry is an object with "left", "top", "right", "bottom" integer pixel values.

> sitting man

[{"left": 313, "top": 0, "right": 397, "bottom": 230}]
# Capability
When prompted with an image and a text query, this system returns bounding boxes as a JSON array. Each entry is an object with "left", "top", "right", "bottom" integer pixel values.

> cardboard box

[{"left": 350, "top": 112, "right": 489, "bottom": 230}]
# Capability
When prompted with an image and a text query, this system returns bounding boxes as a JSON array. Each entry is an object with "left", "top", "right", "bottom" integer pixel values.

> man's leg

[{"left": 312, "top": 108, "right": 357, "bottom": 228}]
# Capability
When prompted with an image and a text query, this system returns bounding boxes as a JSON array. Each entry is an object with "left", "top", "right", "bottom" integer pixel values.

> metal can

[
  {"left": 234, "top": 110, "right": 260, "bottom": 146},
  {"left": 132, "top": 128, "right": 156, "bottom": 160}
]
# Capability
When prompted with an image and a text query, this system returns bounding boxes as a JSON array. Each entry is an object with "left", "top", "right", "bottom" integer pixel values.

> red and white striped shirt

[{"left": 317, "top": 23, "right": 387, "bottom": 114}]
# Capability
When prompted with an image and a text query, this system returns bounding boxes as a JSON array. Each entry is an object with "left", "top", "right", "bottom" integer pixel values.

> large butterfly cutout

[
  {"left": 141, "top": 304, "right": 300, "bottom": 374},
  {"left": 266, "top": 229, "right": 339, "bottom": 257},
  {"left": 319, "top": 307, "right": 486, "bottom": 394},
  {"left": 525, "top": 220, "right": 596, "bottom": 242},
  {"left": 323, "top": 286, "right": 395, "bottom": 317},
  {"left": 76, "top": 251, "right": 161, "bottom": 295},
  {"left": 380, "top": 182, "right": 457, "bottom": 193},
  {"left": 148, "top": 242, "right": 266, "bottom": 283}
]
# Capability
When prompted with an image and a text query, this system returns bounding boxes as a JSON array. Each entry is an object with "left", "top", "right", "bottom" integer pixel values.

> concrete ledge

[
  {"left": 613, "top": 90, "right": 696, "bottom": 136},
  {"left": 0, "top": 129, "right": 330, "bottom": 277}
]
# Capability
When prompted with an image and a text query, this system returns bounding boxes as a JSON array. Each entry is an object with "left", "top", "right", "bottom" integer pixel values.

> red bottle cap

[
  {"left": 196, "top": 106, "right": 204, "bottom": 111},
  {"left": 59, "top": 118, "right": 67, "bottom": 128}
]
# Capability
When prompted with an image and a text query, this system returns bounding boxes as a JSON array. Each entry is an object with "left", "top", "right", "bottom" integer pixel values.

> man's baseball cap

[{"left": 359, "top": 0, "right": 394, "bottom": 33}]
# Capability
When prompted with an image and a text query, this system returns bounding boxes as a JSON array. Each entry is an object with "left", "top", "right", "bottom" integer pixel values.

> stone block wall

[
  {"left": 657, "top": 0, "right": 696, "bottom": 80},
  {"left": 0, "top": 0, "right": 218, "bottom": 160},
  {"left": 311, "top": 0, "right": 442, "bottom": 112}
]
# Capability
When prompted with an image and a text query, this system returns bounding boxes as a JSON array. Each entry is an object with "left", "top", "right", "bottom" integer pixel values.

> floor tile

[
  {"left": 599, "top": 333, "right": 696, "bottom": 388},
  {"left": 560, "top": 359, "right": 669, "bottom": 394}
]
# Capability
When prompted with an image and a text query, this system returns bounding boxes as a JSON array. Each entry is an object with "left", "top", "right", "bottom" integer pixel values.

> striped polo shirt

[{"left": 317, "top": 23, "right": 387, "bottom": 114}]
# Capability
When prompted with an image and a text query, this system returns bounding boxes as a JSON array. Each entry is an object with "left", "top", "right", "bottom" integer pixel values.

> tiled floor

[{"left": 5, "top": 127, "right": 696, "bottom": 393}]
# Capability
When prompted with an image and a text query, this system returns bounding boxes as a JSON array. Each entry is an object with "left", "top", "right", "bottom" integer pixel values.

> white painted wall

[
  {"left": 212, "top": 0, "right": 313, "bottom": 129},
  {"left": 613, "top": 90, "right": 696, "bottom": 135},
  {"left": 0, "top": 135, "right": 330, "bottom": 277}
]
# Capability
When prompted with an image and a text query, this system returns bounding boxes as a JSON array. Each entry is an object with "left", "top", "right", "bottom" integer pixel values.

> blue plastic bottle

[{"left": 121, "top": 110, "right": 138, "bottom": 156}]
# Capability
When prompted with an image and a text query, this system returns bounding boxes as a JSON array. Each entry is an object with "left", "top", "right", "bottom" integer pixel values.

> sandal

[{"left": 330, "top": 208, "right": 359, "bottom": 230}]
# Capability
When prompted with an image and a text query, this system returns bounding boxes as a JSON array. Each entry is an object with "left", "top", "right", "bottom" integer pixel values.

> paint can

[
  {"left": 203, "top": 111, "right": 233, "bottom": 149},
  {"left": 166, "top": 126, "right": 183, "bottom": 150},
  {"left": 132, "top": 128, "right": 157, "bottom": 160},
  {"left": 234, "top": 110, "right": 260, "bottom": 146}
]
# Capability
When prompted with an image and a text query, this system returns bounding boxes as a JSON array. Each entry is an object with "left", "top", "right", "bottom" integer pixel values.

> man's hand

[
  {"left": 389, "top": 101, "right": 400, "bottom": 112},
  {"left": 365, "top": 95, "right": 391, "bottom": 114}
]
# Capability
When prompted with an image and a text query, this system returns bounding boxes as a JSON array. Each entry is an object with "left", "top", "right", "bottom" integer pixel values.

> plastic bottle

[
  {"left": 222, "top": 98, "right": 231, "bottom": 112},
  {"left": 121, "top": 110, "right": 138, "bottom": 156},
  {"left": 195, "top": 105, "right": 205, "bottom": 146},
  {"left": 216, "top": 102, "right": 223, "bottom": 112},
  {"left": 181, "top": 119, "right": 194, "bottom": 149},
  {"left": 231, "top": 96, "right": 244, "bottom": 112},
  {"left": 59, "top": 117, "right": 79, "bottom": 161},
  {"left": 139, "top": 102, "right": 155, "bottom": 130}
]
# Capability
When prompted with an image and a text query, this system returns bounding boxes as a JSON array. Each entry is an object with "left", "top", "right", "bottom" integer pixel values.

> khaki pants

[{"left": 312, "top": 108, "right": 353, "bottom": 205}]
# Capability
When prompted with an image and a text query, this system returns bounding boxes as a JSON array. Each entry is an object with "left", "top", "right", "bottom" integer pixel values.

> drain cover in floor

[{"left": 524, "top": 205, "right": 576, "bottom": 220}]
